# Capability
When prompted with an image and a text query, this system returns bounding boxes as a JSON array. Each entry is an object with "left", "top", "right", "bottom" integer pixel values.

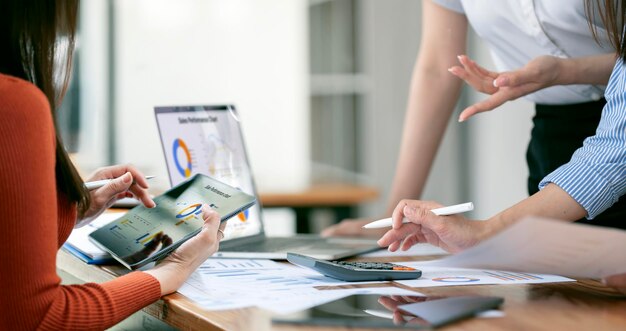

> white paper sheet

[
  {"left": 198, "top": 258, "right": 282, "bottom": 271},
  {"left": 395, "top": 263, "right": 574, "bottom": 288},
  {"left": 359, "top": 244, "right": 448, "bottom": 258},
  {"left": 426, "top": 217, "right": 626, "bottom": 279},
  {"left": 177, "top": 258, "right": 421, "bottom": 313}
]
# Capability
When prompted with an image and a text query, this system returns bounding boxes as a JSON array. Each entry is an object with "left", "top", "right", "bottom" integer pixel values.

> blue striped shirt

[{"left": 539, "top": 58, "right": 626, "bottom": 219}]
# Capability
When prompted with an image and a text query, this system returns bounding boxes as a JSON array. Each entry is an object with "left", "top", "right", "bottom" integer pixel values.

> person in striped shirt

[{"left": 377, "top": 0, "right": 626, "bottom": 294}]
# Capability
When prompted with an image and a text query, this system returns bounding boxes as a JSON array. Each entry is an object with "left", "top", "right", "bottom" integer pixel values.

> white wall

[{"left": 112, "top": 0, "right": 310, "bottom": 193}]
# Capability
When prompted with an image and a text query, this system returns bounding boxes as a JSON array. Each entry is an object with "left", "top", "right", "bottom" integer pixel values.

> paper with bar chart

[
  {"left": 177, "top": 258, "right": 419, "bottom": 314},
  {"left": 394, "top": 264, "right": 574, "bottom": 288}
]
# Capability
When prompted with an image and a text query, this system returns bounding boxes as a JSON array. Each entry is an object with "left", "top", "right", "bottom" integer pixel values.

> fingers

[
  {"left": 451, "top": 55, "right": 499, "bottom": 94},
  {"left": 320, "top": 224, "right": 339, "bottom": 237},
  {"left": 400, "top": 200, "right": 442, "bottom": 230},
  {"left": 119, "top": 164, "right": 150, "bottom": 189},
  {"left": 217, "top": 220, "right": 227, "bottom": 241},
  {"left": 604, "top": 274, "right": 626, "bottom": 294},
  {"left": 458, "top": 82, "right": 538, "bottom": 121},
  {"left": 144, "top": 232, "right": 164, "bottom": 251},
  {"left": 193, "top": 204, "right": 222, "bottom": 254},
  {"left": 96, "top": 172, "right": 155, "bottom": 208},
  {"left": 448, "top": 66, "right": 472, "bottom": 82},
  {"left": 90, "top": 164, "right": 156, "bottom": 208},
  {"left": 384, "top": 200, "right": 443, "bottom": 250},
  {"left": 377, "top": 296, "right": 400, "bottom": 310},
  {"left": 127, "top": 180, "right": 156, "bottom": 208},
  {"left": 400, "top": 234, "right": 419, "bottom": 251},
  {"left": 493, "top": 69, "right": 534, "bottom": 88},
  {"left": 202, "top": 205, "right": 221, "bottom": 229},
  {"left": 393, "top": 311, "right": 407, "bottom": 325},
  {"left": 391, "top": 201, "right": 409, "bottom": 230},
  {"left": 458, "top": 55, "right": 497, "bottom": 79},
  {"left": 162, "top": 234, "right": 173, "bottom": 247},
  {"left": 94, "top": 172, "right": 133, "bottom": 207},
  {"left": 449, "top": 65, "right": 499, "bottom": 94},
  {"left": 113, "top": 165, "right": 154, "bottom": 207},
  {"left": 388, "top": 240, "right": 401, "bottom": 252},
  {"left": 458, "top": 96, "right": 504, "bottom": 121},
  {"left": 378, "top": 224, "right": 419, "bottom": 249},
  {"left": 89, "top": 164, "right": 150, "bottom": 189},
  {"left": 470, "top": 60, "right": 497, "bottom": 79}
]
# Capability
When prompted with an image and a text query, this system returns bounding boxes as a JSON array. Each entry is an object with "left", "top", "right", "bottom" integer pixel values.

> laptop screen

[{"left": 154, "top": 105, "right": 263, "bottom": 240}]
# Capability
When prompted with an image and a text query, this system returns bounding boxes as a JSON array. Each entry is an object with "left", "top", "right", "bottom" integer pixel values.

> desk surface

[
  {"left": 259, "top": 183, "right": 379, "bottom": 207},
  {"left": 57, "top": 250, "right": 626, "bottom": 331}
]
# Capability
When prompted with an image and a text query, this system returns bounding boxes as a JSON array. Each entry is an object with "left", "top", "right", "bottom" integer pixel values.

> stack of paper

[
  {"left": 177, "top": 258, "right": 420, "bottom": 314},
  {"left": 63, "top": 212, "right": 126, "bottom": 264},
  {"left": 177, "top": 256, "right": 575, "bottom": 314}
]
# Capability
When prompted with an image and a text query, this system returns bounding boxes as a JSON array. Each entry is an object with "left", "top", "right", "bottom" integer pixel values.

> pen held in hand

[
  {"left": 85, "top": 176, "right": 155, "bottom": 190},
  {"left": 362, "top": 202, "right": 474, "bottom": 229}
]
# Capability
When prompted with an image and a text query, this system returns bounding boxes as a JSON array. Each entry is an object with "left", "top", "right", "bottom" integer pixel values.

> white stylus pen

[
  {"left": 362, "top": 202, "right": 474, "bottom": 229},
  {"left": 85, "top": 176, "right": 155, "bottom": 190}
]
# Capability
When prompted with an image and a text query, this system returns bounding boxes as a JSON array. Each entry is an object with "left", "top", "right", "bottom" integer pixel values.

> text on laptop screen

[{"left": 155, "top": 105, "right": 262, "bottom": 240}]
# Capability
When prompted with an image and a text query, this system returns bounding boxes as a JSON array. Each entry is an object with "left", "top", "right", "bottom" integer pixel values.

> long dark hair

[
  {"left": 586, "top": 0, "right": 626, "bottom": 61},
  {"left": 0, "top": 0, "right": 89, "bottom": 216}
]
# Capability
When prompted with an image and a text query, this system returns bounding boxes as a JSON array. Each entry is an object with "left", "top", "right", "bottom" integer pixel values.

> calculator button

[{"left": 393, "top": 266, "right": 416, "bottom": 271}]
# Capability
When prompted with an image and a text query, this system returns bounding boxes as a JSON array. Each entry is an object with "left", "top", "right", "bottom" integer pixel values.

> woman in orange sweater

[{"left": 0, "top": 2, "right": 226, "bottom": 330}]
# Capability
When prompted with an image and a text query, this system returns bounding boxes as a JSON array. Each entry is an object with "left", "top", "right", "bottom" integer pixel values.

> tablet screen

[{"left": 89, "top": 174, "right": 256, "bottom": 269}]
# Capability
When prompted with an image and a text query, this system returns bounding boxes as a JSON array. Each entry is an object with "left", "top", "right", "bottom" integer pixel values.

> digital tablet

[{"left": 89, "top": 174, "right": 256, "bottom": 269}]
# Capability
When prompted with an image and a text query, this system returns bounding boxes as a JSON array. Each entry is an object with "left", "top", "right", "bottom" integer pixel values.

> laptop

[{"left": 154, "top": 105, "right": 379, "bottom": 259}]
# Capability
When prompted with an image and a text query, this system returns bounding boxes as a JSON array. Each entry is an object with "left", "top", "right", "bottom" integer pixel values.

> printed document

[
  {"left": 428, "top": 217, "right": 626, "bottom": 279},
  {"left": 177, "top": 258, "right": 419, "bottom": 313},
  {"left": 395, "top": 263, "right": 573, "bottom": 288}
]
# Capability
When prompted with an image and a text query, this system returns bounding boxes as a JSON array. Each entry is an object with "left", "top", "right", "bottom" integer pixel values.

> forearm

[
  {"left": 145, "top": 263, "right": 191, "bottom": 296},
  {"left": 385, "top": 0, "right": 468, "bottom": 214},
  {"left": 557, "top": 53, "right": 616, "bottom": 86},
  {"left": 386, "top": 65, "right": 463, "bottom": 213},
  {"left": 487, "top": 183, "right": 586, "bottom": 234}
]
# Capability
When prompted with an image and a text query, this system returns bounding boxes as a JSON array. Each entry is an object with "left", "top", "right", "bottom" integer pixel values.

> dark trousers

[{"left": 527, "top": 98, "right": 626, "bottom": 230}]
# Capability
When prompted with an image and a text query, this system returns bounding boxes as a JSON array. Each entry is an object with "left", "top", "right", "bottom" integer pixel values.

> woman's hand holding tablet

[{"left": 88, "top": 174, "right": 256, "bottom": 270}]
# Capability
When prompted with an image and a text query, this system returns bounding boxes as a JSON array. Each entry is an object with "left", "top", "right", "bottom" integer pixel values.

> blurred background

[{"left": 60, "top": 0, "right": 534, "bottom": 234}]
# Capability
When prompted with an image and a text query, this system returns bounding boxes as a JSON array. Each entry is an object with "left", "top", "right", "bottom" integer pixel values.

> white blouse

[{"left": 432, "top": 0, "right": 613, "bottom": 104}]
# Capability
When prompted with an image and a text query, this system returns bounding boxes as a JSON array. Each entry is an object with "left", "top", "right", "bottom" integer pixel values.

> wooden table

[
  {"left": 259, "top": 184, "right": 379, "bottom": 233},
  {"left": 57, "top": 250, "right": 626, "bottom": 331}
]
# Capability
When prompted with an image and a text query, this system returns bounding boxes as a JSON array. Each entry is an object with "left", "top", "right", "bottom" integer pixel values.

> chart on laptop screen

[{"left": 155, "top": 106, "right": 262, "bottom": 239}]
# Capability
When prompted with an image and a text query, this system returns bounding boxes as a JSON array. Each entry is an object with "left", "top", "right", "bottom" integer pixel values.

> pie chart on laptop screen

[{"left": 156, "top": 106, "right": 262, "bottom": 239}]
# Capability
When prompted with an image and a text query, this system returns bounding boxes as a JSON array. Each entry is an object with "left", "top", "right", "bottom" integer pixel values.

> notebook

[{"left": 154, "top": 105, "right": 379, "bottom": 259}]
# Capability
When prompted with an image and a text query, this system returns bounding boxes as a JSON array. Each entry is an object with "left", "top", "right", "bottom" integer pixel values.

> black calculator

[{"left": 287, "top": 253, "right": 422, "bottom": 282}]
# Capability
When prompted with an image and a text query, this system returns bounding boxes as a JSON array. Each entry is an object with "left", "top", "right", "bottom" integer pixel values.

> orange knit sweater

[{"left": 0, "top": 74, "right": 162, "bottom": 330}]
